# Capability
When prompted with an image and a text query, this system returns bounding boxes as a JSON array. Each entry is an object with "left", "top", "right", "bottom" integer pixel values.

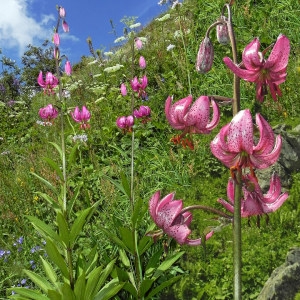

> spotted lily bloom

[
  {"left": 131, "top": 75, "right": 148, "bottom": 99},
  {"left": 165, "top": 95, "right": 220, "bottom": 149},
  {"left": 71, "top": 106, "right": 91, "bottom": 129},
  {"left": 210, "top": 109, "right": 282, "bottom": 170},
  {"left": 218, "top": 173, "right": 288, "bottom": 217},
  {"left": 39, "top": 104, "right": 58, "bottom": 122},
  {"left": 223, "top": 34, "right": 290, "bottom": 102},
  {"left": 116, "top": 115, "right": 134, "bottom": 133},
  {"left": 37, "top": 71, "right": 59, "bottom": 95},
  {"left": 134, "top": 105, "right": 151, "bottom": 118},
  {"left": 148, "top": 191, "right": 213, "bottom": 245}
]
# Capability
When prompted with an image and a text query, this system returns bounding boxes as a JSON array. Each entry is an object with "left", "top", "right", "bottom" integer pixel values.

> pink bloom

[
  {"left": 131, "top": 75, "right": 148, "bottom": 99},
  {"left": 71, "top": 106, "right": 91, "bottom": 129},
  {"left": 135, "top": 38, "right": 143, "bottom": 50},
  {"left": 65, "top": 61, "right": 72, "bottom": 75},
  {"left": 53, "top": 33, "right": 60, "bottom": 46},
  {"left": 120, "top": 83, "right": 127, "bottom": 96},
  {"left": 139, "top": 56, "right": 146, "bottom": 69},
  {"left": 39, "top": 104, "right": 58, "bottom": 121},
  {"left": 149, "top": 191, "right": 213, "bottom": 246},
  {"left": 210, "top": 109, "right": 282, "bottom": 169},
  {"left": 223, "top": 34, "right": 290, "bottom": 102},
  {"left": 37, "top": 71, "right": 59, "bottom": 95},
  {"left": 59, "top": 7, "right": 66, "bottom": 18},
  {"left": 62, "top": 20, "right": 69, "bottom": 33},
  {"left": 134, "top": 105, "right": 151, "bottom": 118},
  {"left": 165, "top": 95, "right": 220, "bottom": 134},
  {"left": 116, "top": 115, "right": 134, "bottom": 132},
  {"left": 218, "top": 173, "right": 288, "bottom": 217}
]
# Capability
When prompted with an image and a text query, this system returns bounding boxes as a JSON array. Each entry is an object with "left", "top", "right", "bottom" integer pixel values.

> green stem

[{"left": 224, "top": 4, "right": 242, "bottom": 299}]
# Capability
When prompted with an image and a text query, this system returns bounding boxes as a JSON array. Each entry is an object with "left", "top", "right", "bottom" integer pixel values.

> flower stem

[
  {"left": 181, "top": 204, "right": 233, "bottom": 219},
  {"left": 225, "top": 4, "right": 242, "bottom": 299}
]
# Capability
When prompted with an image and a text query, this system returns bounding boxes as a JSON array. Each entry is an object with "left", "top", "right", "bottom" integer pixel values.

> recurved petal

[
  {"left": 261, "top": 191, "right": 288, "bottom": 213},
  {"left": 227, "top": 178, "right": 235, "bottom": 203},
  {"left": 251, "top": 135, "right": 282, "bottom": 169},
  {"left": 218, "top": 198, "right": 234, "bottom": 214},
  {"left": 253, "top": 113, "right": 275, "bottom": 153},
  {"left": 242, "top": 37, "right": 263, "bottom": 70},
  {"left": 205, "top": 98, "right": 220, "bottom": 131},
  {"left": 149, "top": 191, "right": 160, "bottom": 221},
  {"left": 37, "top": 71, "right": 45, "bottom": 87},
  {"left": 264, "top": 34, "right": 290, "bottom": 73},
  {"left": 263, "top": 173, "right": 283, "bottom": 203},
  {"left": 227, "top": 109, "right": 254, "bottom": 154},
  {"left": 223, "top": 57, "right": 260, "bottom": 82}
]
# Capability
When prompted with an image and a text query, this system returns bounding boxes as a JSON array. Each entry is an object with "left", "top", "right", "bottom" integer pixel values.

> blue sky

[{"left": 0, "top": 0, "right": 170, "bottom": 66}]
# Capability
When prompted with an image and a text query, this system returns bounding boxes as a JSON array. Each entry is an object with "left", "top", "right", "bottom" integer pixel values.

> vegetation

[{"left": 0, "top": 0, "right": 300, "bottom": 299}]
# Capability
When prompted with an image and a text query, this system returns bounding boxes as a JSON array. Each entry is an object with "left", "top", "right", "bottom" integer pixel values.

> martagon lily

[
  {"left": 148, "top": 191, "right": 213, "bottom": 246},
  {"left": 37, "top": 71, "right": 59, "bottom": 95},
  {"left": 165, "top": 95, "right": 220, "bottom": 149},
  {"left": 218, "top": 173, "right": 288, "bottom": 217},
  {"left": 223, "top": 34, "right": 290, "bottom": 102},
  {"left": 210, "top": 109, "right": 282, "bottom": 170}
]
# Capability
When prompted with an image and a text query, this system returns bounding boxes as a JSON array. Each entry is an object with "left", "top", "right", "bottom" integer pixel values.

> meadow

[{"left": 0, "top": 0, "right": 300, "bottom": 299}]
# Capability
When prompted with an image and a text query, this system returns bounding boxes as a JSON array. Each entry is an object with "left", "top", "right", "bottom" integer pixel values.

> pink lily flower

[
  {"left": 71, "top": 106, "right": 91, "bottom": 129},
  {"left": 65, "top": 61, "right": 72, "bottom": 75},
  {"left": 210, "top": 109, "right": 282, "bottom": 170},
  {"left": 37, "top": 71, "right": 59, "bottom": 95},
  {"left": 116, "top": 115, "right": 134, "bottom": 132},
  {"left": 120, "top": 83, "right": 127, "bottom": 96},
  {"left": 165, "top": 95, "right": 220, "bottom": 134},
  {"left": 149, "top": 191, "right": 213, "bottom": 246},
  {"left": 218, "top": 173, "right": 288, "bottom": 217},
  {"left": 131, "top": 75, "right": 148, "bottom": 99},
  {"left": 223, "top": 34, "right": 290, "bottom": 102},
  {"left": 39, "top": 104, "right": 58, "bottom": 121},
  {"left": 134, "top": 105, "right": 151, "bottom": 118}
]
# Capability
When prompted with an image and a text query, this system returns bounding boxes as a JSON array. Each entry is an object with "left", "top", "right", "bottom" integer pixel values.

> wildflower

[
  {"left": 129, "top": 23, "right": 141, "bottom": 29},
  {"left": 131, "top": 75, "right": 148, "bottom": 99},
  {"left": 165, "top": 95, "right": 220, "bottom": 149},
  {"left": 196, "top": 36, "right": 214, "bottom": 73},
  {"left": 167, "top": 44, "right": 175, "bottom": 51},
  {"left": 139, "top": 56, "right": 146, "bottom": 69},
  {"left": 71, "top": 106, "right": 91, "bottom": 129},
  {"left": 218, "top": 173, "right": 288, "bottom": 217},
  {"left": 148, "top": 191, "right": 213, "bottom": 245},
  {"left": 134, "top": 105, "right": 151, "bottom": 118},
  {"left": 62, "top": 20, "right": 69, "bottom": 33},
  {"left": 65, "top": 60, "right": 72, "bottom": 75},
  {"left": 72, "top": 134, "right": 88, "bottom": 143},
  {"left": 120, "top": 83, "right": 127, "bottom": 96},
  {"left": 114, "top": 36, "right": 126, "bottom": 44},
  {"left": 171, "top": 1, "right": 182, "bottom": 9},
  {"left": 37, "top": 71, "right": 59, "bottom": 95},
  {"left": 18, "top": 237, "right": 24, "bottom": 244},
  {"left": 38, "top": 104, "right": 58, "bottom": 122},
  {"left": 223, "top": 34, "right": 290, "bottom": 102},
  {"left": 7, "top": 100, "right": 15, "bottom": 107},
  {"left": 116, "top": 115, "right": 134, "bottom": 132},
  {"left": 156, "top": 14, "right": 171, "bottom": 22},
  {"left": 210, "top": 109, "right": 282, "bottom": 170},
  {"left": 103, "top": 64, "right": 124, "bottom": 73},
  {"left": 53, "top": 33, "right": 60, "bottom": 46},
  {"left": 135, "top": 38, "right": 143, "bottom": 50}
]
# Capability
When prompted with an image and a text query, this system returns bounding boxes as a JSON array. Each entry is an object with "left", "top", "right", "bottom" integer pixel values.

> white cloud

[{"left": 0, "top": 0, "right": 54, "bottom": 56}]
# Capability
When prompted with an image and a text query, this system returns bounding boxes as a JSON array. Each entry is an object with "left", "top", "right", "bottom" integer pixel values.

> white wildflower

[{"left": 167, "top": 44, "right": 176, "bottom": 51}]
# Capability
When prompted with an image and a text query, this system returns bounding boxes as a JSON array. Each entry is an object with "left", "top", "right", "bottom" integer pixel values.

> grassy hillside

[{"left": 0, "top": 0, "right": 300, "bottom": 298}]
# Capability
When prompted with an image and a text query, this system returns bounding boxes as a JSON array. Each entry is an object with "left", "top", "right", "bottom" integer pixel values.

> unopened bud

[
  {"left": 217, "top": 17, "right": 229, "bottom": 44},
  {"left": 195, "top": 37, "right": 214, "bottom": 73}
]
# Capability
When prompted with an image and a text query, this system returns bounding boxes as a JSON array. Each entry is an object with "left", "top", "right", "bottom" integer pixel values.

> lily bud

[
  {"left": 195, "top": 37, "right": 214, "bottom": 73},
  {"left": 216, "top": 17, "right": 229, "bottom": 44},
  {"left": 59, "top": 7, "right": 66, "bottom": 18},
  {"left": 65, "top": 61, "right": 72, "bottom": 75},
  {"left": 62, "top": 20, "right": 69, "bottom": 33},
  {"left": 53, "top": 33, "right": 60, "bottom": 46},
  {"left": 139, "top": 56, "right": 146, "bottom": 69}
]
